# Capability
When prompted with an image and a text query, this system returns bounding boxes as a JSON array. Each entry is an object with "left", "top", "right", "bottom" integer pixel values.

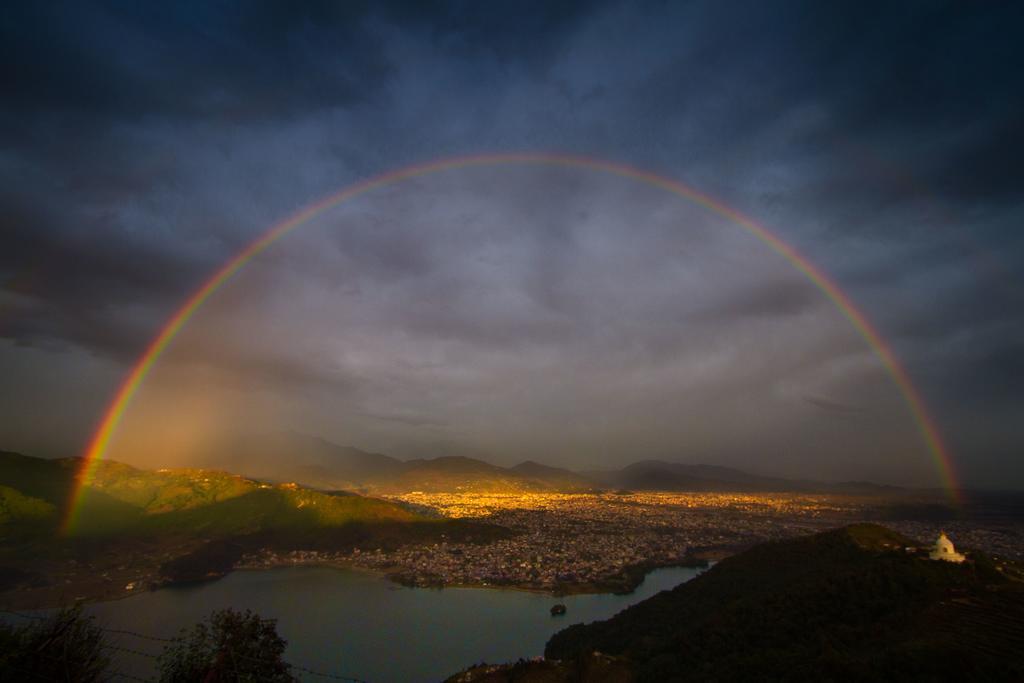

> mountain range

[{"left": 189, "top": 431, "right": 906, "bottom": 495}]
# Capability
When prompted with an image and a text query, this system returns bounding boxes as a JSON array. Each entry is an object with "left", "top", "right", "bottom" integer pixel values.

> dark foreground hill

[{"left": 448, "top": 524, "right": 1024, "bottom": 682}]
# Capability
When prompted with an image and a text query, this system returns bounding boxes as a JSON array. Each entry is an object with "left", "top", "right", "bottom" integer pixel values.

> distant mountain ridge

[
  {"left": 4, "top": 435, "right": 907, "bottom": 500},
  {"left": 195, "top": 433, "right": 903, "bottom": 495},
  {"left": 583, "top": 460, "right": 907, "bottom": 495},
  {"left": 509, "top": 461, "right": 594, "bottom": 490},
  {"left": 202, "top": 433, "right": 404, "bottom": 488},
  {"left": 194, "top": 434, "right": 602, "bottom": 494}
]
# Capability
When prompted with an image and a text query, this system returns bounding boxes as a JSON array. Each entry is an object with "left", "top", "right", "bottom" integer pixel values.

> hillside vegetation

[
  {"left": 549, "top": 524, "right": 1024, "bottom": 681},
  {"left": 0, "top": 450, "right": 511, "bottom": 605},
  {"left": 0, "top": 485, "right": 54, "bottom": 524},
  {"left": 0, "top": 450, "right": 422, "bottom": 537},
  {"left": 449, "top": 524, "right": 1024, "bottom": 682}
]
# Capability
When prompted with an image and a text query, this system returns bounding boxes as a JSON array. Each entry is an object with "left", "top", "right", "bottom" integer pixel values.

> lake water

[{"left": 78, "top": 565, "right": 704, "bottom": 682}]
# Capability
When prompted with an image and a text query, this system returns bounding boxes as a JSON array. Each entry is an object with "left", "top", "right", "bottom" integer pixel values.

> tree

[
  {"left": 0, "top": 605, "right": 109, "bottom": 681},
  {"left": 158, "top": 607, "right": 295, "bottom": 682}
]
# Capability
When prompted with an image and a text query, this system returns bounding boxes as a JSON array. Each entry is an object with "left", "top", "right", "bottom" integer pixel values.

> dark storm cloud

[
  {"left": 0, "top": 1, "right": 391, "bottom": 121},
  {"left": 0, "top": 193, "right": 192, "bottom": 355},
  {"left": 0, "top": 0, "right": 605, "bottom": 357},
  {"left": 0, "top": 0, "right": 602, "bottom": 122},
  {"left": 616, "top": 2, "right": 1024, "bottom": 209},
  {"left": 1, "top": 0, "right": 1022, "bottom": 486}
]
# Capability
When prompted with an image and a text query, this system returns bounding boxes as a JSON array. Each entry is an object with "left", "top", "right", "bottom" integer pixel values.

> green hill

[
  {"left": 82, "top": 463, "right": 255, "bottom": 514},
  {"left": 141, "top": 484, "right": 421, "bottom": 537},
  {"left": 0, "top": 450, "right": 422, "bottom": 536},
  {"left": 0, "top": 485, "right": 54, "bottom": 524},
  {"left": 0, "top": 450, "right": 513, "bottom": 605},
  {"left": 0, "top": 450, "right": 78, "bottom": 506},
  {"left": 449, "top": 524, "right": 1024, "bottom": 682}
]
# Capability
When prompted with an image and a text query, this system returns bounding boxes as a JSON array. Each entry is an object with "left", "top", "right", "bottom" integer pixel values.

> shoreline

[
  {"left": 210, "top": 553, "right": 711, "bottom": 597},
  {"left": 0, "top": 553, "right": 716, "bottom": 611},
  {"left": 412, "top": 560, "right": 713, "bottom": 597}
]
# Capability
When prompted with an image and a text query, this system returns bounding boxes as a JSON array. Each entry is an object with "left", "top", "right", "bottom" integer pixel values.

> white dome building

[{"left": 929, "top": 532, "right": 965, "bottom": 563}]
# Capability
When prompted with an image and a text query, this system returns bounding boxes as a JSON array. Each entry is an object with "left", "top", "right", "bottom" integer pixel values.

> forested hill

[
  {"left": 0, "top": 449, "right": 423, "bottom": 537},
  {"left": 543, "top": 524, "right": 1024, "bottom": 681},
  {"left": 448, "top": 524, "right": 1024, "bottom": 682},
  {"left": 0, "top": 450, "right": 516, "bottom": 606}
]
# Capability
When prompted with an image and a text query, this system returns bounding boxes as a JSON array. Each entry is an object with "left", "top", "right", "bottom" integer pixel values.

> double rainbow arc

[{"left": 63, "top": 153, "right": 959, "bottom": 533}]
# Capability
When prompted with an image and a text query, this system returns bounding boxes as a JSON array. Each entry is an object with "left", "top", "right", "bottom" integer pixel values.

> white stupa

[{"left": 929, "top": 531, "right": 965, "bottom": 563}]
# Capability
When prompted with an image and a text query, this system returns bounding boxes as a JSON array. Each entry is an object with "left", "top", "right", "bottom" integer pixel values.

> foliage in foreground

[
  {"left": 0, "top": 605, "right": 108, "bottom": 682},
  {"left": 0, "top": 605, "right": 298, "bottom": 682},
  {"left": 158, "top": 607, "right": 296, "bottom": 683}
]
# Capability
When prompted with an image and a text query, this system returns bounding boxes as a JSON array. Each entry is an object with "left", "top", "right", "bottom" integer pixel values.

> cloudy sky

[{"left": 1, "top": 1, "right": 1022, "bottom": 488}]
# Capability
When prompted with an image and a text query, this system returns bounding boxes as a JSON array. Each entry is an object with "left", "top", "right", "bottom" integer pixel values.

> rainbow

[{"left": 62, "top": 153, "right": 960, "bottom": 532}]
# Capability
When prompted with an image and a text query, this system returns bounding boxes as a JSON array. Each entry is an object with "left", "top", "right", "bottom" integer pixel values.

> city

[{"left": 239, "top": 491, "right": 1024, "bottom": 593}]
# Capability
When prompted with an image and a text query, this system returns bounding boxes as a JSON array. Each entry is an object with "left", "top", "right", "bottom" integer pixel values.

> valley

[{"left": 2, "top": 446, "right": 1023, "bottom": 612}]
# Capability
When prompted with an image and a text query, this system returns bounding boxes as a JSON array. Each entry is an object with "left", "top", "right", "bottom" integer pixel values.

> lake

[{"left": 76, "top": 564, "right": 704, "bottom": 682}]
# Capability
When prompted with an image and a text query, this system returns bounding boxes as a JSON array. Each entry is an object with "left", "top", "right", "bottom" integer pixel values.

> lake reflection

[{"left": 86, "top": 565, "right": 704, "bottom": 682}]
